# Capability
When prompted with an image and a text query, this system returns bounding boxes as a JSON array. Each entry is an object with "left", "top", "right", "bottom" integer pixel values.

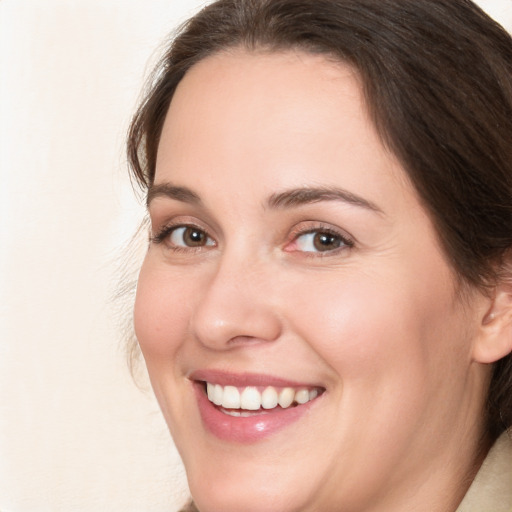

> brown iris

[
  {"left": 182, "top": 227, "right": 208, "bottom": 247},
  {"left": 313, "top": 232, "right": 343, "bottom": 252}
]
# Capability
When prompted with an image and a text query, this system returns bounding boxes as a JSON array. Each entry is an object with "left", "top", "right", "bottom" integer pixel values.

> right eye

[{"left": 152, "top": 225, "right": 216, "bottom": 250}]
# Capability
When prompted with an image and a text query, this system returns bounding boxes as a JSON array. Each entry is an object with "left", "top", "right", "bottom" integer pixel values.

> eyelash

[
  {"left": 151, "top": 222, "right": 354, "bottom": 255},
  {"left": 151, "top": 223, "right": 215, "bottom": 252},
  {"left": 286, "top": 224, "right": 355, "bottom": 256}
]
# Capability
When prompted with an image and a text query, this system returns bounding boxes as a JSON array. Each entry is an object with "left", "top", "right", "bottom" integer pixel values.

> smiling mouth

[
  {"left": 203, "top": 382, "right": 324, "bottom": 416},
  {"left": 192, "top": 375, "right": 326, "bottom": 442}
]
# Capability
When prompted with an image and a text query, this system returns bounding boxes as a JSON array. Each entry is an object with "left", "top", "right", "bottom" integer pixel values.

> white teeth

[
  {"left": 213, "top": 384, "right": 223, "bottom": 406},
  {"left": 278, "top": 387, "right": 295, "bottom": 408},
  {"left": 206, "top": 382, "right": 321, "bottom": 412},
  {"left": 222, "top": 409, "right": 262, "bottom": 418},
  {"left": 207, "top": 382, "right": 215, "bottom": 402},
  {"left": 222, "top": 386, "right": 241, "bottom": 409},
  {"left": 223, "top": 409, "right": 242, "bottom": 417},
  {"left": 261, "top": 386, "right": 278, "bottom": 409},
  {"left": 240, "top": 387, "right": 261, "bottom": 410},
  {"left": 295, "top": 388, "right": 310, "bottom": 405}
]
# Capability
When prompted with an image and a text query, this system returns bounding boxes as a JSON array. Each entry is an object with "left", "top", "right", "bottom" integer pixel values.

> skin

[{"left": 134, "top": 50, "right": 497, "bottom": 512}]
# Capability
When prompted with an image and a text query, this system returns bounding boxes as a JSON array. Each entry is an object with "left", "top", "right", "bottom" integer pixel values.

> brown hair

[{"left": 127, "top": 0, "right": 512, "bottom": 438}]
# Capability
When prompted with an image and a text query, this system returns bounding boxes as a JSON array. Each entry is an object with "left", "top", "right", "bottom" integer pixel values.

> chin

[{"left": 188, "top": 471, "right": 308, "bottom": 512}]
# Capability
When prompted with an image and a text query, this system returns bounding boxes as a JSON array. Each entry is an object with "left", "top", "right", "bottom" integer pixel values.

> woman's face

[{"left": 135, "top": 51, "right": 489, "bottom": 512}]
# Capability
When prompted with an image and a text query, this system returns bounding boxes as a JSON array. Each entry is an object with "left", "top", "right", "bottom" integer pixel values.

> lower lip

[{"left": 194, "top": 383, "right": 318, "bottom": 443}]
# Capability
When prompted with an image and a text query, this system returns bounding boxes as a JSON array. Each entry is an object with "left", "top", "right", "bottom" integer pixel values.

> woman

[{"left": 127, "top": 0, "right": 512, "bottom": 510}]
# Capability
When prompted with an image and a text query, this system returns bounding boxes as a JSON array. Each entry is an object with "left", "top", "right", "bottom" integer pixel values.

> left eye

[
  {"left": 168, "top": 226, "right": 215, "bottom": 248},
  {"left": 294, "top": 230, "right": 349, "bottom": 253}
]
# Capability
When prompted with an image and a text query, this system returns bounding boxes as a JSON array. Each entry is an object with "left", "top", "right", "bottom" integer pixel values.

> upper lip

[{"left": 189, "top": 369, "right": 324, "bottom": 389}]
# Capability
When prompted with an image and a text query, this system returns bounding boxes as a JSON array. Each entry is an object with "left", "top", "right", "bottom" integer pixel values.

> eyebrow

[
  {"left": 146, "top": 183, "right": 201, "bottom": 208},
  {"left": 267, "top": 186, "right": 384, "bottom": 214},
  {"left": 147, "top": 182, "right": 383, "bottom": 215}
]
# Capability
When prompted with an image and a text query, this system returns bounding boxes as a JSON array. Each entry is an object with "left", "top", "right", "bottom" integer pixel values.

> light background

[{"left": 1, "top": 1, "right": 511, "bottom": 511}]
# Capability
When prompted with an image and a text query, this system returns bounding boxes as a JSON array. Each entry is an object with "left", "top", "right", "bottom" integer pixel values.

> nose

[{"left": 190, "top": 255, "right": 282, "bottom": 350}]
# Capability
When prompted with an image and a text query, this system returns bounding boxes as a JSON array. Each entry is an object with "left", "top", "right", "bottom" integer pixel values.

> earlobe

[{"left": 472, "top": 279, "right": 512, "bottom": 364}]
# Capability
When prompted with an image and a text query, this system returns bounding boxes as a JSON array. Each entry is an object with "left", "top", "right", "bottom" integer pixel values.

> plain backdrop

[{"left": 1, "top": 1, "right": 511, "bottom": 511}]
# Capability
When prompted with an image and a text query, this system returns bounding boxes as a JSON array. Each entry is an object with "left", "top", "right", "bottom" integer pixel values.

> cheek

[
  {"left": 133, "top": 258, "right": 201, "bottom": 435},
  {"left": 287, "top": 263, "right": 462, "bottom": 386},
  {"left": 284, "top": 265, "right": 470, "bottom": 465},
  {"left": 133, "top": 258, "right": 193, "bottom": 359}
]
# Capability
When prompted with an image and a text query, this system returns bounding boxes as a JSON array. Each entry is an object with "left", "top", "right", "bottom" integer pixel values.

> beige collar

[{"left": 456, "top": 431, "right": 512, "bottom": 512}]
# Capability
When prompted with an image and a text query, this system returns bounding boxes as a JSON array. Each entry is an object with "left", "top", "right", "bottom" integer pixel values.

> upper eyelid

[
  {"left": 283, "top": 223, "right": 356, "bottom": 258},
  {"left": 151, "top": 221, "right": 214, "bottom": 246},
  {"left": 294, "top": 226, "right": 350, "bottom": 238},
  {"left": 288, "top": 222, "right": 355, "bottom": 244},
  {"left": 151, "top": 215, "right": 212, "bottom": 235},
  {"left": 149, "top": 208, "right": 221, "bottom": 238}
]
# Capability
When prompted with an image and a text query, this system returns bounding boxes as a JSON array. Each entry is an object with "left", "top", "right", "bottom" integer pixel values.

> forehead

[
  {"left": 158, "top": 50, "right": 367, "bottom": 158},
  {"left": 155, "top": 49, "right": 410, "bottom": 207}
]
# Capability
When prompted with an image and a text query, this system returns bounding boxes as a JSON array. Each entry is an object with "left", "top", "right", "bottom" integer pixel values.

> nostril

[{"left": 226, "top": 335, "right": 271, "bottom": 346}]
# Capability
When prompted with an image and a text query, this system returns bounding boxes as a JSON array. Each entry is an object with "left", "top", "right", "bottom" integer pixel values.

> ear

[{"left": 472, "top": 275, "right": 512, "bottom": 364}]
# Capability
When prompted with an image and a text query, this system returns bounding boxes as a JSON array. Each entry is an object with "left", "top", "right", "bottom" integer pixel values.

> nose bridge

[{"left": 190, "top": 248, "right": 281, "bottom": 349}]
